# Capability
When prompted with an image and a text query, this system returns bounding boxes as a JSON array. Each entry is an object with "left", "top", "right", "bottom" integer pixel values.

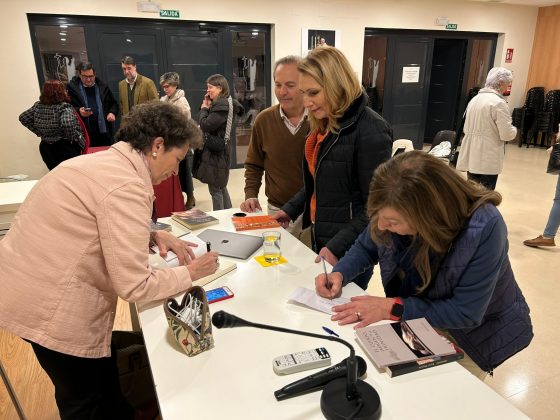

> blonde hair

[
  {"left": 367, "top": 151, "right": 502, "bottom": 292},
  {"left": 298, "top": 46, "right": 361, "bottom": 133}
]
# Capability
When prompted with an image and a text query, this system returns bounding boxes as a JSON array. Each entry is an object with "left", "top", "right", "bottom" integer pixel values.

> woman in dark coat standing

[
  {"left": 195, "top": 74, "right": 243, "bottom": 210},
  {"left": 275, "top": 46, "right": 393, "bottom": 288},
  {"left": 19, "top": 80, "right": 86, "bottom": 170}
]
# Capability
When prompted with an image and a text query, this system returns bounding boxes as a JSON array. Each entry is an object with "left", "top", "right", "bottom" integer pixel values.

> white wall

[{"left": 1, "top": 0, "right": 538, "bottom": 178}]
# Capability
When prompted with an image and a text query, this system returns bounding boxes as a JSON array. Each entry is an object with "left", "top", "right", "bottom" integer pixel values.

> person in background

[
  {"left": 274, "top": 46, "right": 392, "bottom": 286},
  {"left": 315, "top": 151, "right": 533, "bottom": 379},
  {"left": 118, "top": 55, "right": 158, "bottom": 116},
  {"left": 1, "top": 101, "right": 219, "bottom": 419},
  {"left": 456, "top": 67, "right": 517, "bottom": 190},
  {"left": 67, "top": 61, "right": 118, "bottom": 147},
  {"left": 195, "top": 74, "right": 243, "bottom": 210},
  {"left": 19, "top": 79, "right": 86, "bottom": 170},
  {"left": 523, "top": 136, "right": 560, "bottom": 247},
  {"left": 240, "top": 55, "right": 309, "bottom": 238},
  {"left": 160, "top": 71, "right": 196, "bottom": 209}
]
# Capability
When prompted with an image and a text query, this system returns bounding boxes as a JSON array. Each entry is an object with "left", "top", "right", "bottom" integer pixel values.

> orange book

[{"left": 231, "top": 215, "right": 280, "bottom": 231}]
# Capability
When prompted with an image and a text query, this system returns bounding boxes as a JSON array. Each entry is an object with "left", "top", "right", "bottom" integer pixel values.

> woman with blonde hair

[
  {"left": 315, "top": 151, "right": 533, "bottom": 377},
  {"left": 275, "top": 46, "right": 392, "bottom": 286}
]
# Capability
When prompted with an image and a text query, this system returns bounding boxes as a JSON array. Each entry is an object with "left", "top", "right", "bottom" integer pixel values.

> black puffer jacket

[
  {"left": 198, "top": 96, "right": 243, "bottom": 140},
  {"left": 282, "top": 92, "right": 392, "bottom": 258}
]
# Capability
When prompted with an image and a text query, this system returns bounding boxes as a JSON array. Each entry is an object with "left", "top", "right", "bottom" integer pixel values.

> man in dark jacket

[{"left": 67, "top": 61, "right": 119, "bottom": 147}]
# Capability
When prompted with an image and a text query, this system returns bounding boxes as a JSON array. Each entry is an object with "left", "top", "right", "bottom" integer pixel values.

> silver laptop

[{"left": 197, "top": 229, "right": 264, "bottom": 260}]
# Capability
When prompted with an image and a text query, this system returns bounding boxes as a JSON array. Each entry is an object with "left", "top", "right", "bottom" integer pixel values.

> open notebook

[{"left": 150, "top": 233, "right": 237, "bottom": 287}]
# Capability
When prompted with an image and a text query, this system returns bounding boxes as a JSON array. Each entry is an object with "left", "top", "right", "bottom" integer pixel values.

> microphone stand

[{"left": 212, "top": 311, "right": 381, "bottom": 420}]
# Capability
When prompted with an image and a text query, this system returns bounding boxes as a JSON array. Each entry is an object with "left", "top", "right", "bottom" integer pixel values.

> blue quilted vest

[{"left": 378, "top": 205, "right": 533, "bottom": 372}]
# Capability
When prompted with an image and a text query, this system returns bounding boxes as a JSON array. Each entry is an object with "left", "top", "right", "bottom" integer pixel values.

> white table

[
  {"left": 0, "top": 180, "right": 38, "bottom": 232},
  {"left": 137, "top": 209, "right": 528, "bottom": 420}
]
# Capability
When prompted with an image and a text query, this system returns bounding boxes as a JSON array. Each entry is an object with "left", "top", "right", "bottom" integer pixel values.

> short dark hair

[
  {"left": 115, "top": 101, "right": 202, "bottom": 152},
  {"left": 121, "top": 56, "right": 136, "bottom": 66},
  {"left": 76, "top": 61, "right": 95, "bottom": 73},
  {"left": 206, "top": 74, "right": 230, "bottom": 98},
  {"left": 39, "top": 80, "right": 70, "bottom": 105}
]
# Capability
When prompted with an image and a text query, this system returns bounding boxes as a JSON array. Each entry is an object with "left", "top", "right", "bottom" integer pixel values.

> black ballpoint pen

[{"left": 206, "top": 241, "right": 211, "bottom": 252}]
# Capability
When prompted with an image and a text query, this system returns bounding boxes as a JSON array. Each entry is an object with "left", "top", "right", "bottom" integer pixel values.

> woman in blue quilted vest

[{"left": 315, "top": 151, "right": 533, "bottom": 377}]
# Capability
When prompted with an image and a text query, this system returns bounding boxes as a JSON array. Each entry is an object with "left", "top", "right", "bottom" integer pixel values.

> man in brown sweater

[{"left": 241, "top": 56, "right": 309, "bottom": 236}]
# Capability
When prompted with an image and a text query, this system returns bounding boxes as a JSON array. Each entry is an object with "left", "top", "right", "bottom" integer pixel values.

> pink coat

[{"left": 0, "top": 142, "right": 192, "bottom": 358}]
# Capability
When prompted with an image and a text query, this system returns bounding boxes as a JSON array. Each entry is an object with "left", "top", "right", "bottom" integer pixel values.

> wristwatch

[{"left": 389, "top": 297, "right": 404, "bottom": 321}]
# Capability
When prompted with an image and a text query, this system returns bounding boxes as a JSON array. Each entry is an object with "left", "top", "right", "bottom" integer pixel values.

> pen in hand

[{"left": 321, "top": 256, "right": 332, "bottom": 292}]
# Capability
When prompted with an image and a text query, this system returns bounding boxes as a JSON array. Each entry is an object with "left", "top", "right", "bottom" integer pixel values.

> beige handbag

[{"left": 164, "top": 286, "right": 214, "bottom": 356}]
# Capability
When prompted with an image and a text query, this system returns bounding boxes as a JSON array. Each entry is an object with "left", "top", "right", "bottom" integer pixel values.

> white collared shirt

[{"left": 279, "top": 107, "right": 308, "bottom": 135}]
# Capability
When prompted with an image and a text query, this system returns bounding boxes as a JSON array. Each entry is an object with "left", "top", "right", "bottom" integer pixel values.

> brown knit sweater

[{"left": 244, "top": 105, "right": 309, "bottom": 208}]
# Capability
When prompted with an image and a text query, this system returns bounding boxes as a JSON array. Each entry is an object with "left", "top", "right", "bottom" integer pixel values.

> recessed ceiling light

[
  {"left": 59, "top": 32, "right": 66, "bottom": 36},
  {"left": 126, "top": 38, "right": 132, "bottom": 43},
  {"left": 61, "top": 38, "right": 66, "bottom": 41},
  {"left": 252, "top": 32, "right": 258, "bottom": 36},
  {"left": 60, "top": 25, "right": 68, "bottom": 28}
]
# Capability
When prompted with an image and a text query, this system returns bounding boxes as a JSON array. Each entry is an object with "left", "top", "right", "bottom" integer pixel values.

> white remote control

[{"left": 272, "top": 347, "right": 331, "bottom": 375}]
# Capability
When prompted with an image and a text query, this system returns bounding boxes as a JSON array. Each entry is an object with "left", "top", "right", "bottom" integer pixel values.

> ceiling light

[
  {"left": 61, "top": 38, "right": 66, "bottom": 41},
  {"left": 59, "top": 25, "right": 68, "bottom": 28},
  {"left": 252, "top": 32, "right": 258, "bottom": 36},
  {"left": 59, "top": 32, "right": 66, "bottom": 36}
]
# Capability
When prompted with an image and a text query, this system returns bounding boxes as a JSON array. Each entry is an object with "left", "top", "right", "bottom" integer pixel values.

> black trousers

[
  {"left": 467, "top": 172, "right": 498, "bottom": 190},
  {"left": 30, "top": 341, "right": 134, "bottom": 420},
  {"left": 39, "top": 140, "right": 81, "bottom": 170},
  {"left": 178, "top": 152, "right": 194, "bottom": 195}
]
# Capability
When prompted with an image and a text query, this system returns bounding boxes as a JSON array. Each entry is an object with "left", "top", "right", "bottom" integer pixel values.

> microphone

[
  {"left": 274, "top": 356, "right": 367, "bottom": 401},
  {"left": 212, "top": 311, "right": 381, "bottom": 420}
]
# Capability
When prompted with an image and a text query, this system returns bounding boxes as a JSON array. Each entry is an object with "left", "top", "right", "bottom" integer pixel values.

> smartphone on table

[{"left": 206, "top": 286, "right": 234, "bottom": 304}]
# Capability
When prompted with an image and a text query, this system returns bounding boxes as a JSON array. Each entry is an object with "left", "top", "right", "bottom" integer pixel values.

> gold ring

[{"left": 355, "top": 311, "right": 361, "bottom": 321}]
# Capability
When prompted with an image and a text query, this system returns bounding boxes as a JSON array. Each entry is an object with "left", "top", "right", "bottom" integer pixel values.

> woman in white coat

[
  {"left": 456, "top": 67, "right": 517, "bottom": 190},
  {"left": 160, "top": 72, "right": 196, "bottom": 208}
]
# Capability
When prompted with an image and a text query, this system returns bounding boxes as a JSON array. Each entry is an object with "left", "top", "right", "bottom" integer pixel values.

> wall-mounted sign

[
  {"left": 445, "top": 23, "right": 458, "bottom": 30},
  {"left": 505, "top": 48, "right": 514, "bottom": 63},
  {"left": 160, "top": 9, "right": 180, "bottom": 18},
  {"left": 402, "top": 66, "right": 420, "bottom": 83}
]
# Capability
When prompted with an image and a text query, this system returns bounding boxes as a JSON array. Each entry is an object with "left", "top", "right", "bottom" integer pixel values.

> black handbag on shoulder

[{"left": 547, "top": 142, "right": 560, "bottom": 174}]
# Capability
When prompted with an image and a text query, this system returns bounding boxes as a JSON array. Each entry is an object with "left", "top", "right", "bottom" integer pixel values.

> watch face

[{"left": 391, "top": 303, "right": 404, "bottom": 318}]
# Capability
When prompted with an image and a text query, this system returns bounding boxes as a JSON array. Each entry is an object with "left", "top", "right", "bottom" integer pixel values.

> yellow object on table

[{"left": 254, "top": 255, "right": 288, "bottom": 267}]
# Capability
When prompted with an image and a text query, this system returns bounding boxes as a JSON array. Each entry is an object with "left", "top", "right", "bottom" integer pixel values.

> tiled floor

[{"left": 216, "top": 143, "right": 559, "bottom": 420}]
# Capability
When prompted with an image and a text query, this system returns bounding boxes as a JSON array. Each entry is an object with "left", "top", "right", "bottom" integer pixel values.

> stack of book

[
  {"left": 172, "top": 209, "right": 219, "bottom": 231},
  {"left": 355, "top": 318, "right": 464, "bottom": 377},
  {"left": 231, "top": 215, "right": 280, "bottom": 231}
]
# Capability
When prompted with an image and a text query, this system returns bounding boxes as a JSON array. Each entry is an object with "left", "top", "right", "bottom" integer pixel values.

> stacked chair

[{"left": 512, "top": 87, "right": 557, "bottom": 148}]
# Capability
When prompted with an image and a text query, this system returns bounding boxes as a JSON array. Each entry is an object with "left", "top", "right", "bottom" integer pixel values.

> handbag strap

[{"left": 224, "top": 96, "right": 234, "bottom": 145}]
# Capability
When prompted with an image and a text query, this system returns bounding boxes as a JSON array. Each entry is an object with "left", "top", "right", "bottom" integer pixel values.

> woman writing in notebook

[
  {"left": 315, "top": 152, "right": 533, "bottom": 377},
  {"left": 0, "top": 102, "right": 219, "bottom": 419}
]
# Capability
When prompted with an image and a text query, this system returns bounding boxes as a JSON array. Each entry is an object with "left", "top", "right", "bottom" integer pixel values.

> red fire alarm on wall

[{"left": 505, "top": 48, "right": 514, "bottom": 63}]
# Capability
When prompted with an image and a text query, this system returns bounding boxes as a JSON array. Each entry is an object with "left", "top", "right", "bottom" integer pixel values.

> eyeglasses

[
  {"left": 161, "top": 84, "right": 173, "bottom": 89},
  {"left": 80, "top": 74, "right": 95, "bottom": 79}
]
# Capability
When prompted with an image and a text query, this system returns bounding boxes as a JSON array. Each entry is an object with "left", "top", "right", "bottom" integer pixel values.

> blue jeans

[
  {"left": 208, "top": 184, "right": 232, "bottom": 210},
  {"left": 544, "top": 175, "right": 560, "bottom": 238}
]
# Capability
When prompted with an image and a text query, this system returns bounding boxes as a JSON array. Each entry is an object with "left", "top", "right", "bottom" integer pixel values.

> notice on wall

[{"left": 402, "top": 66, "right": 420, "bottom": 83}]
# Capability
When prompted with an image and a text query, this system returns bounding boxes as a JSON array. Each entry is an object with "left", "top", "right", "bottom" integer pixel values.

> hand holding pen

[{"left": 315, "top": 270, "right": 344, "bottom": 300}]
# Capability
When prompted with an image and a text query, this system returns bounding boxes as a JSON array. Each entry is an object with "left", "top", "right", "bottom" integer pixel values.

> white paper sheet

[
  {"left": 151, "top": 233, "right": 208, "bottom": 267},
  {"left": 289, "top": 287, "right": 348, "bottom": 314}
]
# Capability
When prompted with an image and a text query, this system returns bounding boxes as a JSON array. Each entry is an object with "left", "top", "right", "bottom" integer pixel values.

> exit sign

[
  {"left": 446, "top": 23, "right": 458, "bottom": 30},
  {"left": 160, "top": 9, "right": 180, "bottom": 18}
]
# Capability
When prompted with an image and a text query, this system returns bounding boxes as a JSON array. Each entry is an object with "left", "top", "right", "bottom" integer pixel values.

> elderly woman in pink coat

[{"left": 0, "top": 101, "right": 219, "bottom": 419}]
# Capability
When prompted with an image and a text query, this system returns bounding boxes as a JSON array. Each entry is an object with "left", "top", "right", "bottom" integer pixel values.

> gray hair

[
  {"left": 273, "top": 55, "right": 302, "bottom": 79},
  {"left": 160, "top": 72, "right": 180, "bottom": 87},
  {"left": 121, "top": 55, "right": 136, "bottom": 66},
  {"left": 485, "top": 67, "right": 513, "bottom": 90}
]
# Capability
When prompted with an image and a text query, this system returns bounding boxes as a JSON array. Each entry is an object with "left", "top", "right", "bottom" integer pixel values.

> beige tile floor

[{"left": 1, "top": 143, "right": 558, "bottom": 419}]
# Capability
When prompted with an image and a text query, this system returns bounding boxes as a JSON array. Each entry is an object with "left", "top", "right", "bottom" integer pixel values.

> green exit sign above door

[
  {"left": 160, "top": 9, "right": 180, "bottom": 18},
  {"left": 446, "top": 23, "right": 457, "bottom": 30}
]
